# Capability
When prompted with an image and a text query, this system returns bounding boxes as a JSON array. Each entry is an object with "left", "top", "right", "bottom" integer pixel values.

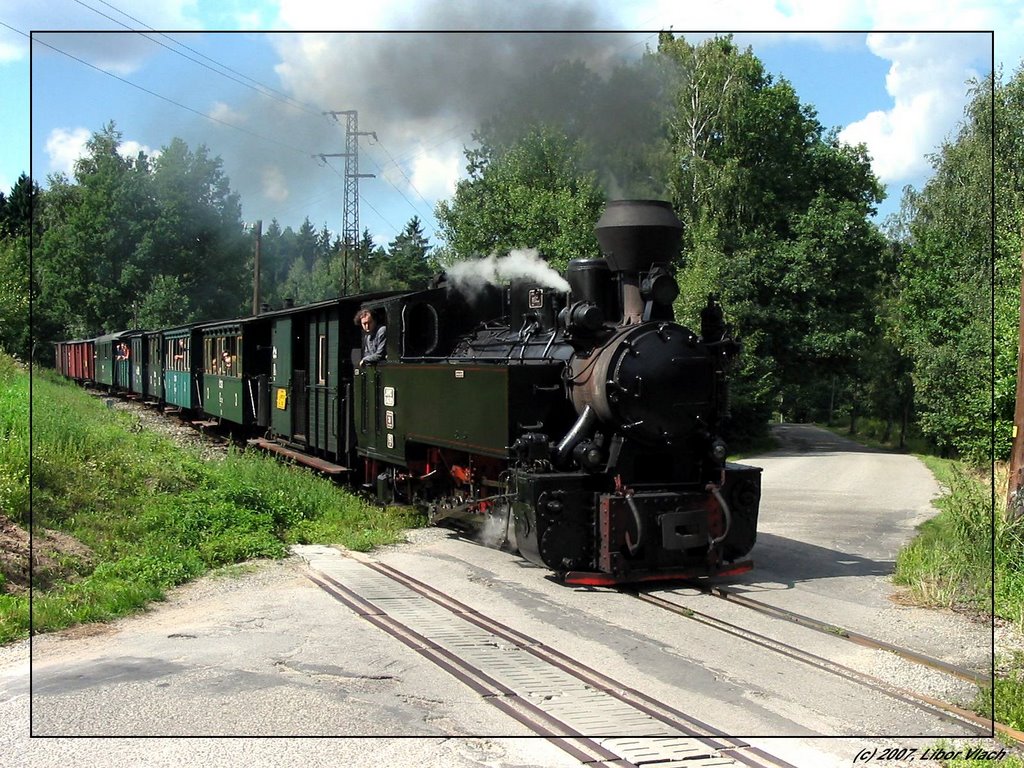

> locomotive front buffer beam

[{"left": 512, "top": 467, "right": 759, "bottom": 587}]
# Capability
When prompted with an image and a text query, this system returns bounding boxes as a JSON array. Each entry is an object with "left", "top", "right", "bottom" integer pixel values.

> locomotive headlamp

[
  {"left": 640, "top": 268, "right": 680, "bottom": 306},
  {"left": 562, "top": 301, "right": 604, "bottom": 333},
  {"left": 710, "top": 439, "right": 728, "bottom": 462}
]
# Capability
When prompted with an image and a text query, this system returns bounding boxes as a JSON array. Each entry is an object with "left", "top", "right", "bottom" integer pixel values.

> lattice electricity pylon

[{"left": 319, "top": 109, "right": 375, "bottom": 294}]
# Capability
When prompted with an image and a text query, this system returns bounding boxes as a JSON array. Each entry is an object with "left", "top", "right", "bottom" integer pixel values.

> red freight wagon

[{"left": 59, "top": 339, "right": 95, "bottom": 381}]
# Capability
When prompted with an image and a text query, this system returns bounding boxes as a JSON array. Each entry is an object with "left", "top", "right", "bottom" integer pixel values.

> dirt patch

[{"left": 0, "top": 514, "right": 95, "bottom": 595}]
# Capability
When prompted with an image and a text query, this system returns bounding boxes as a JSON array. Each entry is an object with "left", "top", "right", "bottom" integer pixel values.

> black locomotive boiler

[{"left": 357, "top": 199, "right": 761, "bottom": 585}]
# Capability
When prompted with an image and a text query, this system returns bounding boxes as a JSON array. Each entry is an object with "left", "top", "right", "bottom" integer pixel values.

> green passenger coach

[
  {"left": 200, "top": 322, "right": 246, "bottom": 424},
  {"left": 163, "top": 325, "right": 199, "bottom": 410},
  {"left": 198, "top": 318, "right": 272, "bottom": 427}
]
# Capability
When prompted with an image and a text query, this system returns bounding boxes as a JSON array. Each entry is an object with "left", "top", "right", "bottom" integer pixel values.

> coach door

[
  {"left": 270, "top": 317, "right": 292, "bottom": 439},
  {"left": 130, "top": 336, "right": 145, "bottom": 395},
  {"left": 306, "top": 312, "right": 339, "bottom": 458},
  {"left": 146, "top": 335, "right": 162, "bottom": 400}
]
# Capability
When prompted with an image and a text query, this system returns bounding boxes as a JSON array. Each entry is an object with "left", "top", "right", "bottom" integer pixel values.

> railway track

[
  {"left": 624, "top": 584, "right": 1024, "bottom": 746},
  {"left": 296, "top": 544, "right": 797, "bottom": 768}
]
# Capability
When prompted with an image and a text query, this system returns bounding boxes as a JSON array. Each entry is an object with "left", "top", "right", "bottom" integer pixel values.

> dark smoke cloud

[{"left": 116, "top": 0, "right": 668, "bottom": 235}]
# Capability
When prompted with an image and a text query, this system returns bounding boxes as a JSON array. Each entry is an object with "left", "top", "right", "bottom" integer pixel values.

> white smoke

[
  {"left": 446, "top": 248, "right": 570, "bottom": 293},
  {"left": 476, "top": 507, "right": 517, "bottom": 551}
]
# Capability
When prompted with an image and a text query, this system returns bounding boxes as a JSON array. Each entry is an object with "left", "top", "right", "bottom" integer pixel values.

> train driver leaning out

[{"left": 355, "top": 308, "right": 387, "bottom": 367}]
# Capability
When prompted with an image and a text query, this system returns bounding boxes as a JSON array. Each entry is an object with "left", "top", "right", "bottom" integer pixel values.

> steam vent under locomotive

[{"left": 359, "top": 199, "right": 761, "bottom": 585}]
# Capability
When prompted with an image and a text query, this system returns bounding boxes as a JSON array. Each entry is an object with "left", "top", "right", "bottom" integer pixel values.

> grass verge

[
  {"left": 0, "top": 356, "right": 424, "bottom": 645},
  {"left": 893, "top": 462, "right": 1023, "bottom": 627},
  {"left": 891, "top": 456, "right": 1024, "bottom": 739}
]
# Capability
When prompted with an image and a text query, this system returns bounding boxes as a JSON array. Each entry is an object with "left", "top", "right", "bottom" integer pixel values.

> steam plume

[{"left": 446, "top": 248, "right": 570, "bottom": 293}]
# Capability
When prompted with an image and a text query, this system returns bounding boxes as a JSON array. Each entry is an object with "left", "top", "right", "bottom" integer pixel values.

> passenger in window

[
  {"left": 355, "top": 308, "right": 386, "bottom": 366},
  {"left": 222, "top": 349, "right": 233, "bottom": 374}
]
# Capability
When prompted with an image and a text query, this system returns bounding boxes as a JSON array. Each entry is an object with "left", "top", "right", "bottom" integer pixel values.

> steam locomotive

[
  {"left": 55, "top": 200, "right": 761, "bottom": 585},
  {"left": 366, "top": 199, "right": 761, "bottom": 584}
]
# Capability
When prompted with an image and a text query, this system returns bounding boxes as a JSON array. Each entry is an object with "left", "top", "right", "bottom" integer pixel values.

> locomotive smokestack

[{"left": 594, "top": 200, "right": 682, "bottom": 325}]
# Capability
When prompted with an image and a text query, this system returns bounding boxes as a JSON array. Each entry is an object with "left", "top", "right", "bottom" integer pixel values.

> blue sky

[{"left": 1, "top": 1, "right": 1018, "bottom": 251}]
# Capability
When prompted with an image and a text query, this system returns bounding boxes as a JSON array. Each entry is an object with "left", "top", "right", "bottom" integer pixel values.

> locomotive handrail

[
  {"left": 541, "top": 329, "right": 558, "bottom": 359},
  {"left": 624, "top": 494, "right": 644, "bottom": 556},
  {"left": 708, "top": 479, "right": 733, "bottom": 549}
]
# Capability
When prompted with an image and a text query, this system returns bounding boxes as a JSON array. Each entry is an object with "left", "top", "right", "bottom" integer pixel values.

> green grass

[
  {"left": 972, "top": 651, "right": 1024, "bottom": 737},
  {"left": 926, "top": 740, "right": 1023, "bottom": 767},
  {"left": 0, "top": 356, "right": 425, "bottom": 644},
  {"left": 0, "top": 354, "right": 29, "bottom": 527},
  {"left": 893, "top": 463, "right": 1024, "bottom": 628}
]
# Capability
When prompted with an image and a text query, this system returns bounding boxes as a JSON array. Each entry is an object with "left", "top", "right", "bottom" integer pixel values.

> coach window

[
  {"left": 234, "top": 334, "right": 242, "bottom": 376},
  {"left": 317, "top": 334, "right": 327, "bottom": 385},
  {"left": 167, "top": 337, "right": 189, "bottom": 372},
  {"left": 220, "top": 336, "right": 240, "bottom": 378}
]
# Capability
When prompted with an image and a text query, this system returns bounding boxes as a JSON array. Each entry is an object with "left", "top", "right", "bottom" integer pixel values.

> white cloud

[
  {"left": 45, "top": 127, "right": 157, "bottom": 176},
  {"left": 119, "top": 140, "right": 158, "bottom": 161},
  {"left": 408, "top": 148, "right": 460, "bottom": 201},
  {"left": 838, "top": 32, "right": 990, "bottom": 185},
  {"left": 208, "top": 101, "right": 247, "bottom": 126},
  {"left": 45, "top": 127, "right": 91, "bottom": 176},
  {"left": 262, "top": 165, "right": 289, "bottom": 202},
  {"left": 620, "top": 0, "right": 866, "bottom": 33}
]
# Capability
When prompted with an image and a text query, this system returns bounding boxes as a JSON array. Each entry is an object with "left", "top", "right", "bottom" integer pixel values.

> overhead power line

[
  {"left": 69, "top": 0, "right": 324, "bottom": 117},
  {"left": 31, "top": 33, "right": 314, "bottom": 157}
]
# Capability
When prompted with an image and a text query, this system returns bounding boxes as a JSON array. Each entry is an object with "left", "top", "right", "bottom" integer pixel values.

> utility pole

[
  {"left": 318, "top": 110, "right": 375, "bottom": 295},
  {"left": 251, "top": 219, "right": 262, "bottom": 316}
]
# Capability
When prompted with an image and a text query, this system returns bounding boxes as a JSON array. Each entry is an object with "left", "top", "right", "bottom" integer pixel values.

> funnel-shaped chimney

[{"left": 594, "top": 200, "right": 682, "bottom": 274}]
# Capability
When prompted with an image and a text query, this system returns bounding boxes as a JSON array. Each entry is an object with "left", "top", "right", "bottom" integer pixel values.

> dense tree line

[
  {"left": 1, "top": 36, "right": 1016, "bottom": 463},
  {"left": 437, "top": 35, "right": 889, "bottom": 446},
  {"left": 886, "top": 68, "right": 1023, "bottom": 462},
  {"left": 258, "top": 214, "right": 437, "bottom": 307},
  {"left": 0, "top": 122, "right": 437, "bottom": 365},
  {"left": 0, "top": 174, "right": 36, "bottom": 361},
  {"left": 31, "top": 123, "right": 249, "bottom": 347},
  {"left": 436, "top": 34, "right": 1016, "bottom": 460}
]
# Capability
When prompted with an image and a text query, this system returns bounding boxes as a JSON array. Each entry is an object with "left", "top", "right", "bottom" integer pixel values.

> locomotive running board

[
  {"left": 247, "top": 438, "right": 351, "bottom": 476},
  {"left": 562, "top": 559, "right": 753, "bottom": 587}
]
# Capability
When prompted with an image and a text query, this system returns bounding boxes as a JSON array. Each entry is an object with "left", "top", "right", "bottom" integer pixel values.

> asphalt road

[{"left": 2, "top": 424, "right": 998, "bottom": 767}]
